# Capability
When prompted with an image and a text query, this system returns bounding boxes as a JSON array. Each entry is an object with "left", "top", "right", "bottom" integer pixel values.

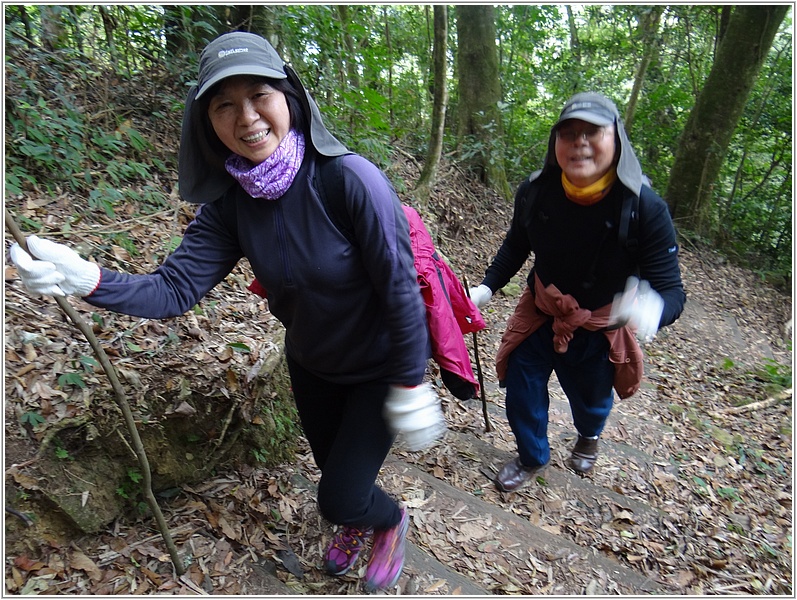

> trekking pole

[
  {"left": 464, "top": 278, "right": 492, "bottom": 432},
  {"left": 5, "top": 209, "right": 186, "bottom": 576}
]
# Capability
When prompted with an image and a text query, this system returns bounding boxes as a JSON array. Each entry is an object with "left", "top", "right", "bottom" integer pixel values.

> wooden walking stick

[
  {"left": 464, "top": 278, "right": 492, "bottom": 432},
  {"left": 5, "top": 209, "right": 186, "bottom": 576}
]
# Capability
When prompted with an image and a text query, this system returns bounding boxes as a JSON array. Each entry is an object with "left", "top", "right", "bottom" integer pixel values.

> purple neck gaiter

[{"left": 225, "top": 129, "right": 306, "bottom": 200}]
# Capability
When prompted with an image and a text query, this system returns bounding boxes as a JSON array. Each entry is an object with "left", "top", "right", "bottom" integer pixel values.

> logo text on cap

[
  {"left": 566, "top": 102, "right": 597, "bottom": 112},
  {"left": 218, "top": 48, "right": 249, "bottom": 59}
]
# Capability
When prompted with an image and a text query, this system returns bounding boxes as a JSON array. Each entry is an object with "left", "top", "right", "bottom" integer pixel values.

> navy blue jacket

[{"left": 87, "top": 153, "right": 429, "bottom": 386}]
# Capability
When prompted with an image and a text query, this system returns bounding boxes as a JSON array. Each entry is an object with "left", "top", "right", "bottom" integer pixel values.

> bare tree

[{"left": 415, "top": 5, "right": 448, "bottom": 201}]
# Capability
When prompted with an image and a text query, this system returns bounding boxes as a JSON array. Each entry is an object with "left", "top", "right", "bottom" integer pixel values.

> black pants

[{"left": 287, "top": 355, "right": 401, "bottom": 531}]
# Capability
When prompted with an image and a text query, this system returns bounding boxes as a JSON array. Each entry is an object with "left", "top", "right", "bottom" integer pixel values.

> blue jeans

[{"left": 504, "top": 321, "right": 615, "bottom": 467}]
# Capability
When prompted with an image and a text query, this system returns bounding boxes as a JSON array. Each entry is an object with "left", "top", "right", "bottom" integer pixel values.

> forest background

[
  {"left": 4, "top": 4, "right": 793, "bottom": 282},
  {"left": 2, "top": 4, "right": 794, "bottom": 595}
]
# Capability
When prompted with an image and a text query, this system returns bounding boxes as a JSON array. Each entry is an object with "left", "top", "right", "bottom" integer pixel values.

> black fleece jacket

[{"left": 481, "top": 175, "right": 685, "bottom": 328}]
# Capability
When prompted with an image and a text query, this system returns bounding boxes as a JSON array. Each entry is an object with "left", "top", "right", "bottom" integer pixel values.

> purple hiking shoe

[
  {"left": 324, "top": 526, "right": 372, "bottom": 576},
  {"left": 364, "top": 507, "right": 409, "bottom": 592}
]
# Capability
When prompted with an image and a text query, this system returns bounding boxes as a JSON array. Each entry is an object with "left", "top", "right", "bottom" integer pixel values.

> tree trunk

[
  {"left": 415, "top": 5, "right": 448, "bottom": 200},
  {"left": 665, "top": 5, "right": 788, "bottom": 235},
  {"left": 337, "top": 5, "right": 360, "bottom": 89},
  {"left": 383, "top": 6, "right": 394, "bottom": 131},
  {"left": 16, "top": 5, "right": 34, "bottom": 46},
  {"left": 455, "top": 5, "right": 512, "bottom": 199},
  {"left": 336, "top": 5, "right": 361, "bottom": 137},
  {"left": 565, "top": 5, "right": 581, "bottom": 64},
  {"left": 39, "top": 5, "right": 68, "bottom": 52},
  {"left": 625, "top": 6, "right": 664, "bottom": 134},
  {"left": 98, "top": 6, "right": 118, "bottom": 68}
]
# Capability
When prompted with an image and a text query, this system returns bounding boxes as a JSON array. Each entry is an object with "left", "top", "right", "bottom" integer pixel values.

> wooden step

[{"left": 383, "top": 451, "right": 664, "bottom": 594}]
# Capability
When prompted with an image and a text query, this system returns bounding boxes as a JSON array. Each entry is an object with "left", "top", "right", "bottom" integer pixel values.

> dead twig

[
  {"left": 720, "top": 388, "right": 792, "bottom": 415},
  {"left": 5, "top": 506, "right": 34, "bottom": 527},
  {"left": 5, "top": 209, "right": 186, "bottom": 576}
]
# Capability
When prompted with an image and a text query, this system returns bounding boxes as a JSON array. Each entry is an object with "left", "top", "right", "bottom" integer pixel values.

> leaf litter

[{"left": 4, "top": 151, "right": 792, "bottom": 595}]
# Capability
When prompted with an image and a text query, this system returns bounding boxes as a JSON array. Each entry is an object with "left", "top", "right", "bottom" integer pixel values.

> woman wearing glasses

[{"left": 469, "top": 92, "right": 685, "bottom": 491}]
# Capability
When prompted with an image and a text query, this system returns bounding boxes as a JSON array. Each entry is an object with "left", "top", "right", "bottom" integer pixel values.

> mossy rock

[{"left": 11, "top": 337, "right": 299, "bottom": 535}]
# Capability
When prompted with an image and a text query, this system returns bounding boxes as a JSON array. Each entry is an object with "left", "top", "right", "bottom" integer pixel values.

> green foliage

[
  {"left": 167, "top": 236, "right": 183, "bottom": 254},
  {"left": 252, "top": 448, "right": 269, "bottom": 463},
  {"left": 755, "top": 358, "right": 792, "bottom": 391},
  {"left": 57, "top": 372, "right": 86, "bottom": 390},
  {"left": 227, "top": 342, "right": 252, "bottom": 353},
  {"left": 714, "top": 33, "right": 793, "bottom": 276},
  {"left": 56, "top": 354, "right": 101, "bottom": 390},
  {"left": 5, "top": 9, "right": 174, "bottom": 214},
  {"left": 116, "top": 468, "right": 143, "bottom": 500},
  {"left": 12, "top": 214, "right": 44, "bottom": 233},
  {"left": 3, "top": 4, "right": 791, "bottom": 273},
  {"left": 78, "top": 355, "right": 99, "bottom": 373},
  {"left": 125, "top": 341, "right": 144, "bottom": 353},
  {"left": 727, "top": 522, "right": 746, "bottom": 535},
  {"left": 20, "top": 411, "right": 46, "bottom": 427},
  {"left": 108, "top": 232, "right": 139, "bottom": 258},
  {"left": 719, "top": 353, "right": 791, "bottom": 407},
  {"left": 717, "top": 487, "right": 741, "bottom": 502}
]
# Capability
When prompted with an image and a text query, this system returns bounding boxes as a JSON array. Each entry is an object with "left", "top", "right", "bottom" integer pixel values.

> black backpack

[{"left": 312, "top": 154, "right": 478, "bottom": 400}]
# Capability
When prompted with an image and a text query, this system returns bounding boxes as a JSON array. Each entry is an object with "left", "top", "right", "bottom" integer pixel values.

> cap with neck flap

[
  {"left": 537, "top": 92, "right": 644, "bottom": 196},
  {"left": 178, "top": 31, "right": 349, "bottom": 203}
]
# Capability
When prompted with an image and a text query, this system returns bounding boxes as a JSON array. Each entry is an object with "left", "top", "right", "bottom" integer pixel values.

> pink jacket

[{"left": 402, "top": 206, "right": 485, "bottom": 397}]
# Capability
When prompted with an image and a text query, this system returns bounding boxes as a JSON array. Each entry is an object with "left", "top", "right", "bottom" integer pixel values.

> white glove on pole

[
  {"left": 9, "top": 235, "right": 101, "bottom": 297},
  {"left": 468, "top": 284, "right": 492, "bottom": 309},
  {"left": 384, "top": 383, "right": 446, "bottom": 451},
  {"left": 609, "top": 276, "right": 664, "bottom": 343}
]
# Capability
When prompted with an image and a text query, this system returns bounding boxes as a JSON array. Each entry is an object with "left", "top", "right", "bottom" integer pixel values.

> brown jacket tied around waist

[{"left": 496, "top": 274, "right": 643, "bottom": 399}]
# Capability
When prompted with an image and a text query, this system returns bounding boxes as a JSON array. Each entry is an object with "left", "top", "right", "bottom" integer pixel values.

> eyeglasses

[{"left": 556, "top": 126, "right": 606, "bottom": 144}]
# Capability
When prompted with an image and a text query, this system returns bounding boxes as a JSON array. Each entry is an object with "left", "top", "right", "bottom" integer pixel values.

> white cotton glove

[
  {"left": 8, "top": 235, "right": 101, "bottom": 297},
  {"left": 468, "top": 284, "right": 492, "bottom": 309},
  {"left": 384, "top": 383, "right": 446, "bottom": 451},
  {"left": 609, "top": 276, "right": 664, "bottom": 343}
]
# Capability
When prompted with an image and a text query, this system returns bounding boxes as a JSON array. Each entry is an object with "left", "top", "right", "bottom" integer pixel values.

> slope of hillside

[{"left": 4, "top": 150, "right": 792, "bottom": 595}]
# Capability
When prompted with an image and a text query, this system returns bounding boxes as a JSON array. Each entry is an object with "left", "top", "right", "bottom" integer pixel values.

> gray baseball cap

[
  {"left": 195, "top": 31, "right": 287, "bottom": 99},
  {"left": 556, "top": 92, "right": 618, "bottom": 127},
  {"left": 537, "top": 92, "right": 644, "bottom": 195}
]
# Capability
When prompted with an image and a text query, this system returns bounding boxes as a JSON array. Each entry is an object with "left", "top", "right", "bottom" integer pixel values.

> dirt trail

[{"left": 4, "top": 153, "right": 792, "bottom": 594}]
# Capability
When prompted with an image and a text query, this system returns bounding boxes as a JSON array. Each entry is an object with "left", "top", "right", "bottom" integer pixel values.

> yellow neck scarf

[{"left": 562, "top": 168, "right": 617, "bottom": 206}]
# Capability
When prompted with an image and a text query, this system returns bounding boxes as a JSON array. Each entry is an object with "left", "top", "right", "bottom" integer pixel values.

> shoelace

[{"left": 331, "top": 527, "right": 369, "bottom": 555}]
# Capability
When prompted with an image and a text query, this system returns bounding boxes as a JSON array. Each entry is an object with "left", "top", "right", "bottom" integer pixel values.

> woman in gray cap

[
  {"left": 468, "top": 92, "right": 685, "bottom": 491},
  {"left": 9, "top": 31, "right": 443, "bottom": 592}
]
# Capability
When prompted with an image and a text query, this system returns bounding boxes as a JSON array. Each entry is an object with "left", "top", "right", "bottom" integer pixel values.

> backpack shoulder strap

[
  {"left": 315, "top": 154, "right": 356, "bottom": 245},
  {"left": 523, "top": 171, "right": 639, "bottom": 256},
  {"left": 618, "top": 190, "right": 640, "bottom": 254},
  {"left": 521, "top": 170, "right": 543, "bottom": 229}
]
